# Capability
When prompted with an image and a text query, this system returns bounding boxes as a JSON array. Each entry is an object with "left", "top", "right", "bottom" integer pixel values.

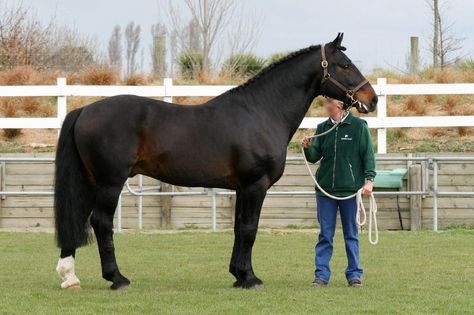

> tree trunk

[{"left": 433, "top": 0, "right": 440, "bottom": 68}]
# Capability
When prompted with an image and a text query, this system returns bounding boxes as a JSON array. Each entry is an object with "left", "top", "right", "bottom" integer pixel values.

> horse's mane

[{"left": 229, "top": 45, "right": 321, "bottom": 93}]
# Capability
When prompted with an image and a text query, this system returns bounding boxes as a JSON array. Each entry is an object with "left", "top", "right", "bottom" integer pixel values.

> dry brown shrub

[
  {"left": 0, "top": 67, "right": 62, "bottom": 85},
  {"left": 405, "top": 96, "right": 426, "bottom": 115},
  {"left": 444, "top": 95, "right": 458, "bottom": 114},
  {"left": 424, "top": 95, "right": 435, "bottom": 104},
  {"left": 387, "top": 103, "right": 405, "bottom": 116},
  {"left": 457, "top": 127, "right": 471, "bottom": 137},
  {"left": 450, "top": 103, "right": 474, "bottom": 116},
  {"left": 124, "top": 74, "right": 148, "bottom": 86},
  {"left": 434, "top": 69, "right": 457, "bottom": 83},
  {"left": 428, "top": 127, "right": 447, "bottom": 137},
  {"left": 3, "top": 128, "right": 22, "bottom": 139},
  {"left": 68, "top": 96, "right": 104, "bottom": 111},
  {"left": 20, "top": 97, "right": 41, "bottom": 114},
  {"left": 81, "top": 66, "right": 119, "bottom": 85},
  {"left": 459, "top": 70, "right": 474, "bottom": 83},
  {"left": 1, "top": 98, "right": 22, "bottom": 139},
  {"left": 35, "top": 71, "right": 63, "bottom": 85},
  {"left": 0, "top": 66, "right": 36, "bottom": 85},
  {"left": 65, "top": 72, "right": 82, "bottom": 85},
  {"left": 394, "top": 128, "right": 406, "bottom": 139},
  {"left": 399, "top": 76, "right": 418, "bottom": 84}
]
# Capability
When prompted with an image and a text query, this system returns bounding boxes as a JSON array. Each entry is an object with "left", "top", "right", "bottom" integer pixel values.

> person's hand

[
  {"left": 362, "top": 181, "right": 373, "bottom": 195},
  {"left": 301, "top": 136, "right": 312, "bottom": 148}
]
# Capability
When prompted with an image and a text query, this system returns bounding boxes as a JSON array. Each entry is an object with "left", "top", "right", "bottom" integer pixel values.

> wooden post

[
  {"left": 161, "top": 79, "right": 173, "bottom": 228},
  {"left": 0, "top": 162, "right": 5, "bottom": 200},
  {"left": 409, "top": 164, "right": 422, "bottom": 230},
  {"left": 160, "top": 183, "right": 172, "bottom": 228},
  {"left": 0, "top": 162, "right": 4, "bottom": 229},
  {"left": 230, "top": 195, "right": 236, "bottom": 225},
  {"left": 410, "top": 37, "right": 419, "bottom": 75},
  {"left": 57, "top": 78, "right": 67, "bottom": 125},
  {"left": 376, "top": 78, "right": 387, "bottom": 154}
]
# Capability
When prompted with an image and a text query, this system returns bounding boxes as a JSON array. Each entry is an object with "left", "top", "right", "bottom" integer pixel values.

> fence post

[
  {"left": 138, "top": 175, "right": 143, "bottom": 229},
  {"left": 116, "top": 194, "right": 122, "bottom": 232},
  {"left": 377, "top": 78, "right": 387, "bottom": 154},
  {"left": 409, "top": 164, "right": 422, "bottom": 230},
  {"left": 160, "top": 78, "right": 174, "bottom": 229},
  {"left": 160, "top": 183, "right": 172, "bottom": 228},
  {"left": 432, "top": 160, "right": 439, "bottom": 231},
  {"left": 164, "top": 78, "right": 173, "bottom": 103},
  {"left": 57, "top": 78, "right": 67, "bottom": 130},
  {"left": 409, "top": 36, "right": 420, "bottom": 75},
  {"left": 0, "top": 162, "right": 5, "bottom": 201},
  {"left": 211, "top": 189, "right": 217, "bottom": 232}
]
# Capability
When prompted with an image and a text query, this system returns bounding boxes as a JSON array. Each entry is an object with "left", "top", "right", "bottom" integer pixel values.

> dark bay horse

[{"left": 54, "top": 33, "right": 377, "bottom": 290}]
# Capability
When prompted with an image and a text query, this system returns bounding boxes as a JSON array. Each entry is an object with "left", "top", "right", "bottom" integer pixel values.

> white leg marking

[{"left": 56, "top": 256, "right": 81, "bottom": 289}]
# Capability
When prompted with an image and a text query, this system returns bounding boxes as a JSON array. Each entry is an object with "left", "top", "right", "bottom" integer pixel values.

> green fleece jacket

[{"left": 304, "top": 112, "right": 376, "bottom": 197}]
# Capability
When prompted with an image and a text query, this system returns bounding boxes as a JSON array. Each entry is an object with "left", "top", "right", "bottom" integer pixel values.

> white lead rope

[{"left": 301, "top": 114, "right": 378, "bottom": 245}]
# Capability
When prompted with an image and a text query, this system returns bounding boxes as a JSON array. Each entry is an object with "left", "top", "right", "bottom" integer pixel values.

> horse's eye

[{"left": 343, "top": 64, "right": 350, "bottom": 69}]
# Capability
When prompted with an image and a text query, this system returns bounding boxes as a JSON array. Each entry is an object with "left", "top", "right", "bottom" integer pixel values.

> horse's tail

[{"left": 54, "top": 108, "right": 95, "bottom": 249}]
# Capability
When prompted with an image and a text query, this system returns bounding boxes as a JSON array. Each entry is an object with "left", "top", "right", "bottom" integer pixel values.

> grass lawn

[{"left": 0, "top": 230, "right": 473, "bottom": 315}]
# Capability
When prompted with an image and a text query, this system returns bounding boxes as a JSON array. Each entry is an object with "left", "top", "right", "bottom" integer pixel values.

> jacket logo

[{"left": 341, "top": 134, "right": 352, "bottom": 141}]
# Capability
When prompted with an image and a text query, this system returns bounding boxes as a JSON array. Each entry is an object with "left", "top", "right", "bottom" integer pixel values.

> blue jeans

[{"left": 315, "top": 195, "right": 363, "bottom": 282}]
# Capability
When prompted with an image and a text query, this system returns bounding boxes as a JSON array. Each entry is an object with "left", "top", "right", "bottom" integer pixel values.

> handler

[{"left": 301, "top": 97, "right": 376, "bottom": 288}]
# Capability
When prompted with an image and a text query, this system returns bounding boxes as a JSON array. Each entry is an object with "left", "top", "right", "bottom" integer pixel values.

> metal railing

[{"left": 1, "top": 155, "right": 473, "bottom": 232}]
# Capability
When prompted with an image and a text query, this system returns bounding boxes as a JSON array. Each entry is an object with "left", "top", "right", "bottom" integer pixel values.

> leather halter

[{"left": 320, "top": 44, "right": 369, "bottom": 111}]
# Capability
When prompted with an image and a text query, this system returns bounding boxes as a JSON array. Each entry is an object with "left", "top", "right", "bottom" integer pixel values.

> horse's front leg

[
  {"left": 91, "top": 186, "right": 130, "bottom": 290},
  {"left": 229, "top": 180, "right": 267, "bottom": 289}
]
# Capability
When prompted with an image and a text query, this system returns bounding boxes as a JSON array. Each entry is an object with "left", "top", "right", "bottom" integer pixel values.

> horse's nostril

[{"left": 371, "top": 95, "right": 378, "bottom": 111}]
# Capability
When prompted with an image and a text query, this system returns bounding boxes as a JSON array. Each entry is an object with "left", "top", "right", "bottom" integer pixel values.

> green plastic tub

[{"left": 374, "top": 168, "right": 408, "bottom": 189}]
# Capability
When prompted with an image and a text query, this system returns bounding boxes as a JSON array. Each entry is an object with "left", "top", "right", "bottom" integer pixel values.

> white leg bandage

[{"left": 56, "top": 256, "right": 81, "bottom": 289}]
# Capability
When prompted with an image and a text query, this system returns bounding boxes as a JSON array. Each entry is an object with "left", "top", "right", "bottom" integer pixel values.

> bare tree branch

[
  {"left": 108, "top": 25, "right": 122, "bottom": 72},
  {"left": 426, "top": 0, "right": 464, "bottom": 68},
  {"left": 125, "top": 21, "right": 141, "bottom": 76}
]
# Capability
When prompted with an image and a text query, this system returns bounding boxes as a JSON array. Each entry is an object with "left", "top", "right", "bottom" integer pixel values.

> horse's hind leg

[
  {"left": 56, "top": 249, "right": 81, "bottom": 289},
  {"left": 91, "top": 185, "right": 130, "bottom": 290}
]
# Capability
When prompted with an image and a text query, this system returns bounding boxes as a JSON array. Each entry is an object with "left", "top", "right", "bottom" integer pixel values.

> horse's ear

[{"left": 331, "top": 32, "right": 346, "bottom": 51}]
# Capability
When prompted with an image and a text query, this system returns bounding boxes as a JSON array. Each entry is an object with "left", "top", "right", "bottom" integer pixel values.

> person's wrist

[{"left": 366, "top": 178, "right": 374, "bottom": 183}]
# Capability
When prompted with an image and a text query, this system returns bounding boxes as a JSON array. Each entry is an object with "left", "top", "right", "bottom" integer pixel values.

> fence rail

[{"left": 1, "top": 78, "right": 474, "bottom": 153}]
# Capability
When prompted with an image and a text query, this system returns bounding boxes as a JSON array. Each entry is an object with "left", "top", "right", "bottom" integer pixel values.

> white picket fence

[{"left": 1, "top": 77, "right": 474, "bottom": 154}]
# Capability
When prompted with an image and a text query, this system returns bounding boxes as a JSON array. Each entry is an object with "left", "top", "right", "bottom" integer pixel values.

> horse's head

[{"left": 320, "top": 33, "right": 377, "bottom": 114}]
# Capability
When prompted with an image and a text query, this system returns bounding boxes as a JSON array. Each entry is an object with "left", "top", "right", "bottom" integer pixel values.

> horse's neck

[{"left": 231, "top": 49, "right": 322, "bottom": 138}]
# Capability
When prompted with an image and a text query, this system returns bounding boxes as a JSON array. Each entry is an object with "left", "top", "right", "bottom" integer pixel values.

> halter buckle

[{"left": 321, "top": 60, "right": 328, "bottom": 68}]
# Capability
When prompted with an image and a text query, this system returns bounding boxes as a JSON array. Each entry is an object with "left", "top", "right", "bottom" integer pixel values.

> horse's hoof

[
  {"left": 65, "top": 284, "right": 81, "bottom": 290},
  {"left": 233, "top": 278, "right": 264, "bottom": 289},
  {"left": 110, "top": 279, "right": 131, "bottom": 290},
  {"left": 238, "top": 283, "right": 263, "bottom": 290},
  {"left": 111, "top": 283, "right": 131, "bottom": 290}
]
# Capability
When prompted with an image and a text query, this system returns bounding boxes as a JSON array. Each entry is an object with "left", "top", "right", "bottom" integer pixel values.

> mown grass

[{"left": 0, "top": 230, "right": 473, "bottom": 314}]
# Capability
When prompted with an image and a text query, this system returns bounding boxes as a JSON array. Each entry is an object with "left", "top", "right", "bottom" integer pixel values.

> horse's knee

[{"left": 239, "top": 224, "right": 258, "bottom": 245}]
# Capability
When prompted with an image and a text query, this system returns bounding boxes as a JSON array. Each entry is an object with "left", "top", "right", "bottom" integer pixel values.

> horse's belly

[{"left": 131, "top": 157, "right": 237, "bottom": 189}]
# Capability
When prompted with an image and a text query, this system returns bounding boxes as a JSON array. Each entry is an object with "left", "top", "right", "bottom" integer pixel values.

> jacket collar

[{"left": 325, "top": 111, "right": 353, "bottom": 126}]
